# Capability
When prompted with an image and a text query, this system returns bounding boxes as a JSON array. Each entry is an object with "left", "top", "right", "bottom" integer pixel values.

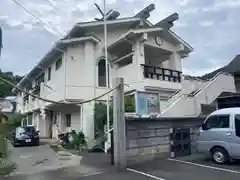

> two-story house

[{"left": 13, "top": 4, "right": 236, "bottom": 148}]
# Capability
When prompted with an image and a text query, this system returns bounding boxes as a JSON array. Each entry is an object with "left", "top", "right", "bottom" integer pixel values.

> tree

[
  {"left": 0, "top": 69, "right": 23, "bottom": 97},
  {"left": 94, "top": 103, "right": 113, "bottom": 138},
  {"left": 124, "top": 95, "right": 135, "bottom": 112},
  {"left": 94, "top": 96, "right": 135, "bottom": 138},
  {"left": 0, "top": 113, "right": 8, "bottom": 158}
]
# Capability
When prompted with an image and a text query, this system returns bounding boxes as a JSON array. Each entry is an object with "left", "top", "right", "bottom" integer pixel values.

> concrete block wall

[
  {"left": 126, "top": 120, "right": 171, "bottom": 165},
  {"left": 125, "top": 118, "right": 203, "bottom": 165}
]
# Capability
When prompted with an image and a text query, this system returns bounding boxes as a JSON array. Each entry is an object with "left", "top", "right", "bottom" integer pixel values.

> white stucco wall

[
  {"left": 162, "top": 73, "right": 236, "bottom": 117},
  {"left": 145, "top": 35, "right": 177, "bottom": 52},
  {"left": 182, "top": 78, "right": 206, "bottom": 94},
  {"left": 17, "top": 21, "right": 197, "bottom": 144}
]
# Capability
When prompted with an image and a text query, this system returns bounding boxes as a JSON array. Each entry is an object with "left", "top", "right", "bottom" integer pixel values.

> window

[
  {"left": 27, "top": 114, "right": 33, "bottom": 125},
  {"left": 55, "top": 57, "right": 62, "bottom": 70},
  {"left": 47, "top": 66, "right": 51, "bottom": 81},
  {"left": 98, "top": 59, "right": 106, "bottom": 87},
  {"left": 22, "top": 119, "right": 27, "bottom": 126},
  {"left": 235, "top": 114, "right": 240, "bottom": 137},
  {"left": 66, "top": 114, "right": 71, "bottom": 127},
  {"left": 36, "top": 73, "right": 44, "bottom": 86},
  {"left": 16, "top": 127, "right": 25, "bottom": 135},
  {"left": 205, "top": 115, "right": 230, "bottom": 129}
]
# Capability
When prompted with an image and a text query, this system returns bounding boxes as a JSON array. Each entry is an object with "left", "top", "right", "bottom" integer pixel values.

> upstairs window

[
  {"left": 55, "top": 57, "right": 62, "bottom": 70},
  {"left": 98, "top": 59, "right": 106, "bottom": 87},
  {"left": 47, "top": 66, "right": 51, "bottom": 81},
  {"left": 36, "top": 73, "right": 44, "bottom": 87},
  {"left": 98, "top": 59, "right": 109, "bottom": 87}
]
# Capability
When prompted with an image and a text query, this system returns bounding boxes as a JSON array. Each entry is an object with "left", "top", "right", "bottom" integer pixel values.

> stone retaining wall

[{"left": 125, "top": 117, "right": 204, "bottom": 165}]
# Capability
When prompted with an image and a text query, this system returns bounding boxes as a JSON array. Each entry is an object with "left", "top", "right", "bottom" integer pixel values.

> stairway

[{"left": 160, "top": 72, "right": 236, "bottom": 117}]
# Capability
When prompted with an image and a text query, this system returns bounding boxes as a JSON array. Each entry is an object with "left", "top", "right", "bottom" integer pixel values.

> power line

[
  {"left": 11, "top": 0, "right": 63, "bottom": 37},
  {"left": 0, "top": 75, "right": 118, "bottom": 105},
  {"left": 44, "top": 0, "right": 59, "bottom": 13}
]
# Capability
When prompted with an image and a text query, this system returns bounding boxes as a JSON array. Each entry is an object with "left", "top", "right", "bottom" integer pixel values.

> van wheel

[{"left": 211, "top": 147, "right": 229, "bottom": 164}]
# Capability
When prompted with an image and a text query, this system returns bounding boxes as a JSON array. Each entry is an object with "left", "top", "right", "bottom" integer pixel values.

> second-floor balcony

[
  {"left": 140, "top": 64, "right": 182, "bottom": 91},
  {"left": 31, "top": 84, "right": 41, "bottom": 101},
  {"left": 141, "top": 64, "right": 182, "bottom": 83}
]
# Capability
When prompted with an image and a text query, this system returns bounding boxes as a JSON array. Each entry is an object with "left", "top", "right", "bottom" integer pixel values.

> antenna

[
  {"left": 154, "top": 13, "right": 179, "bottom": 29},
  {"left": 106, "top": 11, "right": 120, "bottom": 20},
  {"left": 94, "top": 3, "right": 120, "bottom": 21},
  {"left": 94, "top": 3, "right": 104, "bottom": 17},
  {"left": 134, "top": 4, "right": 155, "bottom": 19}
]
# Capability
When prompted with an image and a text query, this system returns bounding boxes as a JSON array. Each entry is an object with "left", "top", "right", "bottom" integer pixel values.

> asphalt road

[
  {"left": 3, "top": 144, "right": 240, "bottom": 180},
  {"left": 131, "top": 160, "right": 240, "bottom": 180},
  {"left": 7, "top": 142, "right": 82, "bottom": 176}
]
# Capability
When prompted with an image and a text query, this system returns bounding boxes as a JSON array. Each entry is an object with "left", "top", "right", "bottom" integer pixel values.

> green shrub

[{"left": 71, "top": 131, "right": 87, "bottom": 151}]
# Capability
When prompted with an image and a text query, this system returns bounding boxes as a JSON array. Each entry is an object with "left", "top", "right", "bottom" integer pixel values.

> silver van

[{"left": 197, "top": 107, "right": 240, "bottom": 164}]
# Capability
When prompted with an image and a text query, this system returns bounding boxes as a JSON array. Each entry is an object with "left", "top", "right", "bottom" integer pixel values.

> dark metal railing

[
  {"left": 141, "top": 64, "right": 182, "bottom": 83},
  {"left": 23, "top": 94, "right": 29, "bottom": 104},
  {"left": 31, "top": 84, "right": 41, "bottom": 101}
]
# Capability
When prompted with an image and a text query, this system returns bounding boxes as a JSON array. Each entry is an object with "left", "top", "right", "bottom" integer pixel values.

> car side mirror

[{"left": 202, "top": 123, "right": 208, "bottom": 130}]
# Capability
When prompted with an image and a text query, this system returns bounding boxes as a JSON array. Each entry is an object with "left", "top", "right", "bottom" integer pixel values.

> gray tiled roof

[
  {"left": 185, "top": 54, "right": 240, "bottom": 81},
  {"left": 202, "top": 54, "right": 240, "bottom": 79}
]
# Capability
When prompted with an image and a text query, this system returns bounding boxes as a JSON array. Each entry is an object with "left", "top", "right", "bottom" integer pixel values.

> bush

[
  {"left": 7, "top": 114, "right": 22, "bottom": 129},
  {"left": 71, "top": 131, "right": 87, "bottom": 151}
]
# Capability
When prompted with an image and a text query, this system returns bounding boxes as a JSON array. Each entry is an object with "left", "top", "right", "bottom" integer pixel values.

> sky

[{"left": 0, "top": 0, "right": 240, "bottom": 76}]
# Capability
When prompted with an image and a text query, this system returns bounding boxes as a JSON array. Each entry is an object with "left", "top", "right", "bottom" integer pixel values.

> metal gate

[{"left": 170, "top": 128, "right": 191, "bottom": 157}]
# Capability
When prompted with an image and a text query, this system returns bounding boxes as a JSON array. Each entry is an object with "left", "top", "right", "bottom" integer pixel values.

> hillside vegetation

[{"left": 0, "top": 69, "right": 23, "bottom": 97}]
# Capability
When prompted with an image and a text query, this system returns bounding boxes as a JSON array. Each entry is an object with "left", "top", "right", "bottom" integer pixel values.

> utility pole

[
  {"left": 0, "top": 27, "right": 2, "bottom": 57},
  {"left": 103, "top": 0, "right": 111, "bottom": 149},
  {"left": 113, "top": 77, "right": 126, "bottom": 169}
]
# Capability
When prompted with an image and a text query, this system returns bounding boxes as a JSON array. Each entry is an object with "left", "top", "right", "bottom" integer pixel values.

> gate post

[{"left": 113, "top": 77, "right": 126, "bottom": 169}]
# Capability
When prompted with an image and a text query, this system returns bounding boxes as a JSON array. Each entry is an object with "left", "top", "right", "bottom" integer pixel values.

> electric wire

[
  {"left": 0, "top": 76, "right": 119, "bottom": 105},
  {"left": 11, "top": 0, "right": 63, "bottom": 37}
]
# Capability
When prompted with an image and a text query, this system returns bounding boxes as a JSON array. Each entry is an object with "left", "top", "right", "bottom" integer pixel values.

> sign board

[{"left": 135, "top": 91, "right": 160, "bottom": 116}]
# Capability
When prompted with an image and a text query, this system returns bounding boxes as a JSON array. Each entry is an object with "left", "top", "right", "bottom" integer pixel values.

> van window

[
  {"left": 205, "top": 115, "right": 229, "bottom": 129},
  {"left": 235, "top": 114, "right": 240, "bottom": 137}
]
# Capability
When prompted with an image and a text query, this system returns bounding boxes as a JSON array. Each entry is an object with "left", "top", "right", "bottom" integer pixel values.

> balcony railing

[
  {"left": 141, "top": 64, "right": 182, "bottom": 83},
  {"left": 23, "top": 94, "right": 29, "bottom": 103}
]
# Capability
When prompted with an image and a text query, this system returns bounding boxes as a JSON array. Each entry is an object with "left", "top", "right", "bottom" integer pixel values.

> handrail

[
  {"left": 169, "top": 89, "right": 181, "bottom": 99},
  {"left": 191, "top": 72, "right": 232, "bottom": 97},
  {"left": 141, "top": 64, "right": 182, "bottom": 73},
  {"left": 159, "top": 72, "right": 232, "bottom": 116},
  {"left": 160, "top": 94, "right": 186, "bottom": 115}
]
